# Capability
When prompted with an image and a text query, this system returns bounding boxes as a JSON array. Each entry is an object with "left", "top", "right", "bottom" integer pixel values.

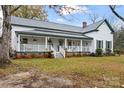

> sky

[{"left": 45, "top": 5, "right": 124, "bottom": 28}]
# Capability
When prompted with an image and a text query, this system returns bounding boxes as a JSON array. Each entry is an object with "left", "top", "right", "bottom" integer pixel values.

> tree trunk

[{"left": 0, "top": 6, "right": 11, "bottom": 65}]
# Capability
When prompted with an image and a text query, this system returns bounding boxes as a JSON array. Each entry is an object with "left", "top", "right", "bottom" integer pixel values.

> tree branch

[
  {"left": 10, "top": 5, "right": 22, "bottom": 14},
  {"left": 109, "top": 5, "right": 124, "bottom": 22}
]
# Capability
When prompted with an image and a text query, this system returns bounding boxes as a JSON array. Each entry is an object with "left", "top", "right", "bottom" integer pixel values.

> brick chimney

[{"left": 82, "top": 22, "right": 87, "bottom": 28}]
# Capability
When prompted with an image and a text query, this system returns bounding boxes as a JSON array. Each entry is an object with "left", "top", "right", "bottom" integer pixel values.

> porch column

[
  {"left": 45, "top": 37, "right": 48, "bottom": 50},
  {"left": 64, "top": 38, "right": 67, "bottom": 49},
  {"left": 17, "top": 34, "right": 20, "bottom": 52},
  {"left": 80, "top": 39, "right": 83, "bottom": 52}
]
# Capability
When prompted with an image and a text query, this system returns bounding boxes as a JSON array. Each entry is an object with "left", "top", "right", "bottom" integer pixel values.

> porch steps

[{"left": 56, "top": 52, "right": 64, "bottom": 58}]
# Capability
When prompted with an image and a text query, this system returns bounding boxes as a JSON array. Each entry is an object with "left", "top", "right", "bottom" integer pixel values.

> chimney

[{"left": 82, "top": 22, "right": 87, "bottom": 28}]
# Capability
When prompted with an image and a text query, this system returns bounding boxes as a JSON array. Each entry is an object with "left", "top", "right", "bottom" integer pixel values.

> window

[
  {"left": 106, "top": 41, "right": 112, "bottom": 49},
  {"left": 96, "top": 40, "right": 103, "bottom": 49},
  {"left": 22, "top": 38, "right": 28, "bottom": 44}
]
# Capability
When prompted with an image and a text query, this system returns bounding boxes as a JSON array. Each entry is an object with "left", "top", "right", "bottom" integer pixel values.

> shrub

[
  {"left": 96, "top": 48, "right": 103, "bottom": 56},
  {"left": 114, "top": 49, "right": 121, "bottom": 56},
  {"left": 106, "top": 48, "right": 112, "bottom": 55},
  {"left": 89, "top": 52, "right": 96, "bottom": 56},
  {"left": 111, "top": 53, "right": 115, "bottom": 56}
]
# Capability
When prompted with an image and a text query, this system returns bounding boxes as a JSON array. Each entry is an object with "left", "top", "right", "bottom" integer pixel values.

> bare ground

[
  {"left": 0, "top": 69, "right": 74, "bottom": 88},
  {"left": 0, "top": 69, "right": 123, "bottom": 88},
  {"left": 0, "top": 70, "right": 124, "bottom": 88}
]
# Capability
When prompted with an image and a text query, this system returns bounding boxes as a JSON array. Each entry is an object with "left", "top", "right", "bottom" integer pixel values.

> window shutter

[
  {"left": 106, "top": 41, "right": 107, "bottom": 49},
  {"left": 99, "top": 41, "right": 101, "bottom": 48},
  {"left": 102, "top": 40, "right": 103, "bottom": 48},
  {"left": 108, "top": 41, "right": 110, "bottom": 49},
  {"left": 110, "top": 41, "right": 112, "bottom": 49},
  {"left": 96, "top": 40, "right": 98, "bottom": 48}
]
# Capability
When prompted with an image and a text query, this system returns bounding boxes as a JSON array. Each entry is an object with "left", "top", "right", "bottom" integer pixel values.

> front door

[{"left": 57, "top": 40, "right": 64, "bottom": 52}]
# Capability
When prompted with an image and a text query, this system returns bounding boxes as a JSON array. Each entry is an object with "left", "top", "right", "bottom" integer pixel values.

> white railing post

[
  {"left": 64, "top": 38, "right": 67, "bottom": 50},
  {"left": 80, "top": 40, "right": 83, "bottom": 52},
  {"left": 23, "top": 44, "right": 26, "bottom": 52},
  {"left": 38, "top": 45, "right": 39, "bottom": 52},
  {"left": 17, "top": 34, "right": 20, "bottom": 52},
  {"left": 45, "top": 37, "right": 48, "bottom": 51}
]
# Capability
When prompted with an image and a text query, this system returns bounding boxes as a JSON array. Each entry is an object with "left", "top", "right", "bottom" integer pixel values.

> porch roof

[{"left": 15, "top": 30, "right": 93, "bottom": 40}]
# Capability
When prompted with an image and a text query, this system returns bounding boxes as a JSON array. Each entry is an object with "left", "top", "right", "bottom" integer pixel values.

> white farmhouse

[{"left": 0, "top": 16, "right": 114, "bottom": 58}]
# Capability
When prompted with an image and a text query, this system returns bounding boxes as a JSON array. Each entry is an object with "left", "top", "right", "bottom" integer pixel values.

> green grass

[{"left": 0, "top": 56, "right": 124, "bottom": 87}]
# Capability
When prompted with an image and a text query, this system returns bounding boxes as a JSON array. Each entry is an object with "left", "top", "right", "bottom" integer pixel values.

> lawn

[{"left": 0, "top": 56, "right": 124, "bottom": 87}]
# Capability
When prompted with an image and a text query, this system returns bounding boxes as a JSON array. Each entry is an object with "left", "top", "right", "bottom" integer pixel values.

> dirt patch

[
  {"left": 0, "top": 69, "right": 74, "bottom": 88},
  {"left": 66, "top": 72, "right": 123, "bottom": 88}
]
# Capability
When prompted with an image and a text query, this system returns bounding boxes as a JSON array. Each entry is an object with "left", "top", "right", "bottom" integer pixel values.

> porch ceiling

[{"left": 15, "top": 30, "right": 93, "bottom": 40}]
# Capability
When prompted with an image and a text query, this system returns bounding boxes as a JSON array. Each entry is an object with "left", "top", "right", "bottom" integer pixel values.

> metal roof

[
  {"left": 82, "top": 19, "right": 114, "bottom": 34},
  {"left": 0, "top": 16, "right": 114, "bottom": 38},
  {"left": 11, "top": 16, "right": 83, "bottom": 33},
  {"left": 82, "top": 20, "right": 104, "bottom": 33},
  {"left": 11, "top": 16, "right": 108, "bottom": 34},
  {"left": 15, "top": 30, "right": 93, "bottom": 39}
]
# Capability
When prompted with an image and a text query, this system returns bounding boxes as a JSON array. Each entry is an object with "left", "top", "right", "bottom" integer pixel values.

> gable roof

[
  {"left": 82, "top": 20, "right": 104, "bottom": 33},
  {"left": 82, "top": 19, "right": 114, "bottom": 34}
]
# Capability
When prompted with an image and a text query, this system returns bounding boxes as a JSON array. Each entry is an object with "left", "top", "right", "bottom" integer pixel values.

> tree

[
  {"left": 88, "top": 13, "right": 101, "bottom": 23},
  {"left": 109, "top": 5, "right": 124, "bottom": 22},
  {"left": 114, "top": 28, "right": 124, "bottom": 52},
  {"left": 0, "top": 5, "right": 21, "bottom": 65},
  {"left": 11, "top": 5, "right": 48, "bottom": 21},
  {"left": 49, "top": 5, "right": 86, "bottom": 21},
  {"left": 0, "top": 5, "right": 49, "bottom": 65}
]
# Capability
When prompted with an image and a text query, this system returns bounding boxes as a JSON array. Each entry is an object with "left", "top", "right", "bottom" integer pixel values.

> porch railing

[
  {"left": 20, "top": 44, "right": 49, "bottom": 52},
  {"left": 20, "top": 44, "right": 91, "bottom": 52},
  {"left": 67, "top": 46, "right": 90, "bottom": 52},
  {"left": 67, "top": 46, "right": 80, "bottom": 52},
  {"left": 82, "top": 46, "right": 90, "bottom": 52}
]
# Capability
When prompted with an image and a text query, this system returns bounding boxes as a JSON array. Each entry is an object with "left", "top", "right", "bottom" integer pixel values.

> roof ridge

[{"left": 85, "top": 19, "right": 105, "bottom": 27}]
